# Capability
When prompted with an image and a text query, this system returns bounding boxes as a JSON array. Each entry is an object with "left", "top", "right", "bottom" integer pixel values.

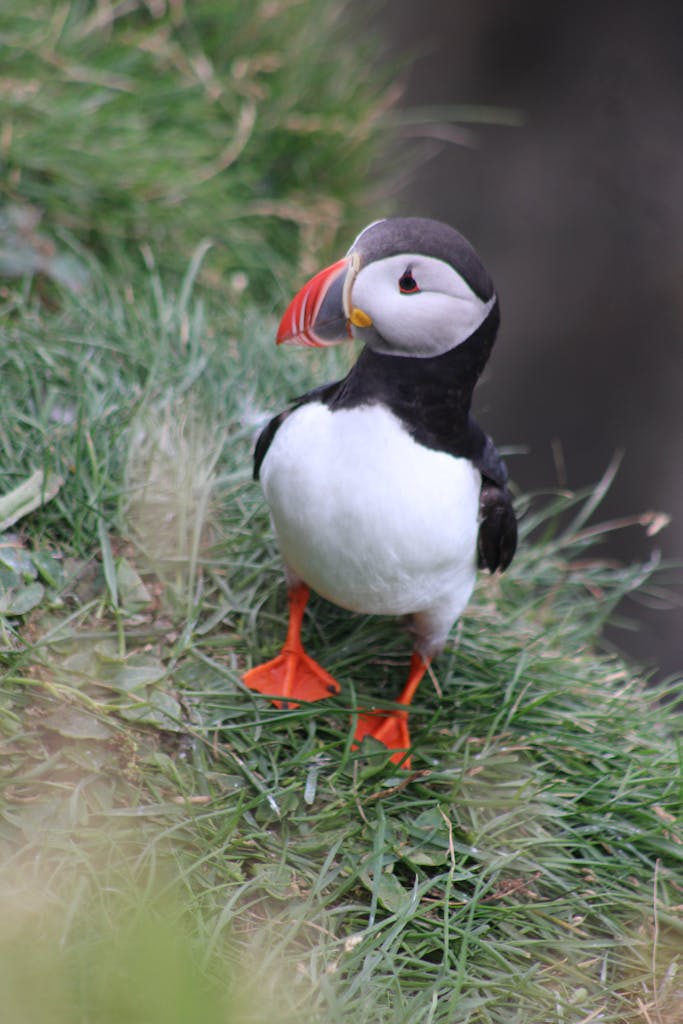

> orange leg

[
  {"left": 353, "top": 652, "right": 429, "bottom": 768},
  {"left": 243, "top": 584, "right": 341, "bottom": 708}
]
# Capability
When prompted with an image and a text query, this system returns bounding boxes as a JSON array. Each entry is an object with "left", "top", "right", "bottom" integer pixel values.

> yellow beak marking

[{"left": 349, "top": 306, "right": 373, "bottom": 328}]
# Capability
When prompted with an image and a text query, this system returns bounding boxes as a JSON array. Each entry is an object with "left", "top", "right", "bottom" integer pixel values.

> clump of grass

[{"left": 124, "top": 400, "right": 225, "bottom": 613}]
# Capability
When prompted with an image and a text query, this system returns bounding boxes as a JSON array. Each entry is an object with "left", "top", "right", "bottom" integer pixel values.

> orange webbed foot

[
  {"left": 353, "top": 708, "right": 412, "bottom": 767},
  {"left": 243, "top": 583, "right": 341, "bottom": 707},
  {"left": 352, "top": 651, "right": 430, "bottom": 768},
  {"left": 243, "top": 650, "right": 340, "bottom": 708}
]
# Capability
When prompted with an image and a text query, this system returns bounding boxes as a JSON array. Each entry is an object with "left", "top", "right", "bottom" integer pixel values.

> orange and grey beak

[{"left": 276, "top": 254, "right": 372, "bottom": 347}]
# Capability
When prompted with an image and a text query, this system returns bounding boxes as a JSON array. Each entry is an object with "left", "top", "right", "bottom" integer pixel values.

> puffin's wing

[
  {"left": 477, "top": 480, "right": 517, "bottom": 572},
  {"left": 253, "top": 410, "right": 288, "bottom": 481},
  {"left": 473, "top": 432, "right": 517, "bottom": 573},
  {"left": 253, "top": 380, "right": 343, "bottom": 481}
]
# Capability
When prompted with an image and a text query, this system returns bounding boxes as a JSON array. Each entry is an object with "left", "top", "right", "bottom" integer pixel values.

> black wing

[
  {"left": 253, "top": 380, "right": 343, "bottom": 481},
  {"left": 473, "top": 432, "right": 517, "bottom": 573}
]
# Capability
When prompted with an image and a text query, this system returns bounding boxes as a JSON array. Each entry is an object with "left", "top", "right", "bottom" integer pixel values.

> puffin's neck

[{"left": 329, "top": 303, "right": 499, "bottom": 458}]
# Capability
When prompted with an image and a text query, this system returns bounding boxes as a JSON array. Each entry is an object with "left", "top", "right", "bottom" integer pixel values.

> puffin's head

[{"left": 277, "top": 217, "right": 498, "bottom": 358}]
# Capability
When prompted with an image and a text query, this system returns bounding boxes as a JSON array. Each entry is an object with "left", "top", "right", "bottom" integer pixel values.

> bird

[{"left": 243, "top": 217, "right": 517, "bottom": 766}]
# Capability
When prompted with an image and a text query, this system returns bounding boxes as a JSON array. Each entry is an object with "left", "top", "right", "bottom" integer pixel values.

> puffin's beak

[{"left": 276, "top": 254, "right": 371, "bottom": 346}]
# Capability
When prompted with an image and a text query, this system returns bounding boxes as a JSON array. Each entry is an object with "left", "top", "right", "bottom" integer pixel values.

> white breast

[{"left": 260, "top": 402, "right": 480, "bottom": 645}]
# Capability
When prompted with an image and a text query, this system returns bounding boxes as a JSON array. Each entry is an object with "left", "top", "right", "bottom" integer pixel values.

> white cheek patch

[
  {"left": 351, "top": 254, "right": 495, "bottom": 357},
  {"left": 420, "top": 292, "right": 495, "bottom": 354}
]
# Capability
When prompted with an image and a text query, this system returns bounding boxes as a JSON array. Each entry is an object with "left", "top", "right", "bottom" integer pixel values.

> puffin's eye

[{"left": 398, "top": 271, "right": 420, "bottom": 294}]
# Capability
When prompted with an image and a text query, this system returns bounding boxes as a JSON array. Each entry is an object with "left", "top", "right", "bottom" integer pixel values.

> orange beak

[{"left": 276, "top": 257, "right": 352, "bottom": 347}]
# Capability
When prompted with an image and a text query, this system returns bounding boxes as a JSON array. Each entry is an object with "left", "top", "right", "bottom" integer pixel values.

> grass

[
  {"left": 2, "top": 248, "right": 683, "bottom": 1024},
  {"left": 0, "top": 0, "right": 393, "bottom": 296},
  {"left": 1, "top": 2, "right": 683, "bottom": 1022}
]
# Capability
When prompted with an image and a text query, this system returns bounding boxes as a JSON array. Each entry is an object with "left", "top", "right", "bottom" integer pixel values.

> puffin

[{"left": 243, "top": 217, "right": 517, "bottom": 765}]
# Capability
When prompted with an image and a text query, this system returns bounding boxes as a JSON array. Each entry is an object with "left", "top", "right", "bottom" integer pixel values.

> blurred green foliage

[{"left": 0, "top": 0, "right": 392, "bottom": 296}]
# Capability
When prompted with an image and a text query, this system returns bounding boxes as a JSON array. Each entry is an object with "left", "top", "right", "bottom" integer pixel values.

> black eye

[{"left": 398, "top": 271, "right": 420, "bottom": 294}]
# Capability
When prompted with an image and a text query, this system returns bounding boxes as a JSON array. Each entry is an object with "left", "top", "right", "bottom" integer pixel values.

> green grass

[
  {"left": 2, "top": 251, "right": 682, "bottom": 1024},
  {"left": 1, "top": 2, "right": 683, "bottom": 1022},
  {"left": 0, "top": 0, "right": 393, "bottom": 297}
]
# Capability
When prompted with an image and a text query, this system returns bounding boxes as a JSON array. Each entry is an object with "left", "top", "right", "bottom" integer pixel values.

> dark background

[{"left": 382, "top": 0, "right": 682, "bottom": 679}]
